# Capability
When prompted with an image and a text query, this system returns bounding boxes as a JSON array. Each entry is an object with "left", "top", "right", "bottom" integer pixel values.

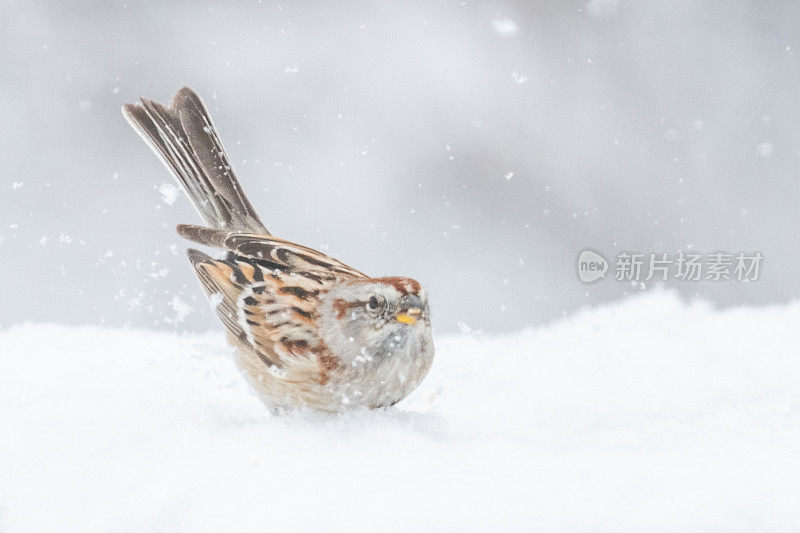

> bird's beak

[{"left": 396, "top": 307, "right": 422, "bottom": 325}]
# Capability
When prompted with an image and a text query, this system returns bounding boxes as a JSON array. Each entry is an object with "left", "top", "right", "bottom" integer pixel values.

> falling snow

[
  {"left": 492, "top": 18, "right": 518, "bottom": 36},
  {"left": 158, "top": 183, "right": 180, "bottom": 205}
]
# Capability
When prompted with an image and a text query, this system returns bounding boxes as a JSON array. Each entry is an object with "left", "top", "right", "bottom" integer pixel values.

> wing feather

[
  {"left": 186, "top": 248, "right": 335, "bottom": 370},
  {"left": 178, "top": 224, "right": 368, "bottom": 280}
]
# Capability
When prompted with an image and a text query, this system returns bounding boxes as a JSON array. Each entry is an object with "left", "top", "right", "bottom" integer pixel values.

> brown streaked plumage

[{"left": 123, "top": 87, "right": 434, "bottom": 411}]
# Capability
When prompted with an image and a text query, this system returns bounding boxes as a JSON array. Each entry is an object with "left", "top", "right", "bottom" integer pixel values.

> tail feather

[
  {"left": 176, "top": 223, "right": 231, "bottom": 248},
  {"left": 122, "top": 87, "right": 268, "bottom": 234}
]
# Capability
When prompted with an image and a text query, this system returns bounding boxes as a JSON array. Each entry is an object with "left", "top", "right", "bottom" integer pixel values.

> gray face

[{"left": 318, "top": 280, "right": 431, "bottom": 365}]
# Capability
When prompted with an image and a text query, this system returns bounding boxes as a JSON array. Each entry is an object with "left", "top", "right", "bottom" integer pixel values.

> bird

[{"left": 122, "top": 87, "right": 434, "bottom": 412}]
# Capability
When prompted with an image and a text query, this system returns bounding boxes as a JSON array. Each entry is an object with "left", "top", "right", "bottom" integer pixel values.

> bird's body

[{"left": 123, "top": 87, "right": 433, "bottom": 412}]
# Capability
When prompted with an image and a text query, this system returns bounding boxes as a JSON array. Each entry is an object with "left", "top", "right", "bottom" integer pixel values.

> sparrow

[{"left": 122, "top": 88, "right": 434, "bottom": 412}]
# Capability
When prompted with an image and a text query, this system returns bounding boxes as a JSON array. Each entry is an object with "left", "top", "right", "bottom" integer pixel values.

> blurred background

[{"left": 2, "top": 0, "right": 799, "bottom": 333}]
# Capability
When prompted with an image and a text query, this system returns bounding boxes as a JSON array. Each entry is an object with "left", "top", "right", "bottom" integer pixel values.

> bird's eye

[{"left": 367, "top": 295, "right": 385, "bottom": 311}]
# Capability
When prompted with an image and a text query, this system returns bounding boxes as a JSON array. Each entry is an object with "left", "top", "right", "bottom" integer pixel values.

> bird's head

[{"left": 317, "top": 276, "right": 431, "bottom": 364}]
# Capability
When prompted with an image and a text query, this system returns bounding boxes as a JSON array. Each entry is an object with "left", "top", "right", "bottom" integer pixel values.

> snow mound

[{"left": 2, "top": 291, "right": 800, "bottom": 531}]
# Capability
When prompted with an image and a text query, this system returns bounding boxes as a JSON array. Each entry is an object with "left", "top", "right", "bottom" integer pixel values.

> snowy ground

[{"left": 2, "top": 291, "right": 800, "bottom": 532}]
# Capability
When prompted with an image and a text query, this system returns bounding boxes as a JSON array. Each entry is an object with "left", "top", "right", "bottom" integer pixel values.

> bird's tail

[{"left": 122, "top": 87, "right": 268, "bottom": 234}]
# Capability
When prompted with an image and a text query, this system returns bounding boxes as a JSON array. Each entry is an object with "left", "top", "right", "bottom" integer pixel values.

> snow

[
  {"left": 757, "top": 142, "right": 774, "bottom": 158},
  {"left": 166, "top": 295, "right": 193, "bottom": 325},
  {"left": 2, "top": 291, "right": 800, "bottom": 531},
  {"left": 492, "top": 19, "right": 518, "bottom": 37},
  {"left": 158, "top": 183, "right": 180, "bottom": 205}
]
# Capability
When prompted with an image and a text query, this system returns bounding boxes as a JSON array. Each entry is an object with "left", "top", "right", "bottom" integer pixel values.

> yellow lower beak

[{"left": 396, "top": 308, "right": 421, "bottom": 325}]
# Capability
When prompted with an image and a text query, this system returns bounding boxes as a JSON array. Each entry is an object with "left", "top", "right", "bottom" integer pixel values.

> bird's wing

[
  {"left": 178, "top": 224, "right": 369, "bottom": 280},
  {"left": 186, "top": 249, "right": 343, "bottom": 371}
]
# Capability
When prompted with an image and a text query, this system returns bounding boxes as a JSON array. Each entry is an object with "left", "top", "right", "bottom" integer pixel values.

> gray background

[{"left": 2, "top": 0, "right": 799, "bottom": 333}]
